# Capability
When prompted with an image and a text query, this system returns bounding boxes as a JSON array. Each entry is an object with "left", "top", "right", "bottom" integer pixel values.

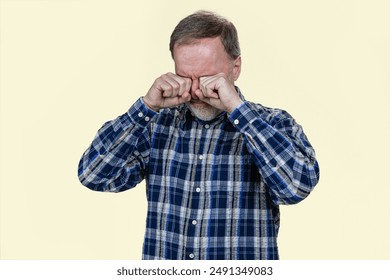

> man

[{"left": 78, "top": 11, "right": 320, "bottom": 260}]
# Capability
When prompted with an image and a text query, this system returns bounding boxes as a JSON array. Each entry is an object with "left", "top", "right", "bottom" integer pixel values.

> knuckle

[
  {"left": 172, "top": 81, "right": 180, "bottom": 90},
  {"left": 177, "top": 78, "right": 186, "bottom": 87},
  {"left": 167, "top": 84, "right": 174, "bottom": 91},
  {"left": 158, "top": 74, "right": 167, "bottom": 82},
  {"left": 161, "top": 72, "right": 172, "bottom": 79}
]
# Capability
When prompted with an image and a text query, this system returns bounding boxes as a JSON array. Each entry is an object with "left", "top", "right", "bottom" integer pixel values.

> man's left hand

[{"left": 194, "top": 73, "right": 244, "bottom": 113}]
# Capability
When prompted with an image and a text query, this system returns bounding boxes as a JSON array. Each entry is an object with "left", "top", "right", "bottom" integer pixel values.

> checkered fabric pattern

[{"left": 78, "top": 88, "right": 320, "bottom": 260}]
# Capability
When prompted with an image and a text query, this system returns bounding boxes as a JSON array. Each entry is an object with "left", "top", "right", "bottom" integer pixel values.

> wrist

[
  {"left": 142, "top": 96, "right": 160, "bottom": 112},
  {"left": 226, "top": 99, "right": 244, "bottom": 114}
]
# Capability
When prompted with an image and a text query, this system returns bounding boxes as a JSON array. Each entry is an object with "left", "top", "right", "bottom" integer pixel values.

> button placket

[{"left": 185, "top": 123, "right": 208, "bottom": 260}]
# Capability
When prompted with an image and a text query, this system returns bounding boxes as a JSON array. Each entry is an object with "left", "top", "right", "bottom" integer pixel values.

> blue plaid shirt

[{"left": 78, "top": 88, "right": 320, "bottom": 260}]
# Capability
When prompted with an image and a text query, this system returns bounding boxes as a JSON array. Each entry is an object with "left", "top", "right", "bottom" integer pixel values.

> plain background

[{"left": 1, "top": 0, "right": 389, "bottom": 260}]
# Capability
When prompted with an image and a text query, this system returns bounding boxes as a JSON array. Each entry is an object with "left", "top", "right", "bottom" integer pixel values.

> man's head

[
  {"left": 169, "top": 10, "right": 241, "bottom": 60},
  {"left": 170, "top": 11, "right": 242, "bottom": 121}
]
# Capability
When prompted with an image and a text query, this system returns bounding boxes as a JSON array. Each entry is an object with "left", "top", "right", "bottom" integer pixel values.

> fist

[
  {"left": 143, "top": 72, "right": 192, "bottom": 111},
  {"left": 195, "top": 73, "right": 243, "bottom": 113}
]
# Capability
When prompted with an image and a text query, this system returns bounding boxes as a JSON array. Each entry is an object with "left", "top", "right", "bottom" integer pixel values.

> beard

[{"left": 187, "top": 101, "right": 223, "bottom": 121}]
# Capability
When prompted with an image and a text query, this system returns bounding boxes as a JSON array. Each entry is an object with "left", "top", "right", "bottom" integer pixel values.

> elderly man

[{"left": 78, "top": 11, "right": 320, "bottom": 260}]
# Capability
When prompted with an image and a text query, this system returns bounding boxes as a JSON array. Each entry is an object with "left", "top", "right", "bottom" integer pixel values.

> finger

[
  {"left": 199, "top": 77, "right": 219, "bottom": 99},
  {"left": 195, "top": 89, "right": 223, "bottom": 111},
  {"left": 162, "top": 74, "right": 181, "bottom": 98},
  {"left": 179, "top": 92, "right": 192, "bottom": 103},
  {"left": 161, "top": 92, "right": 192, "bottom": 108},
  {"left": 153, "top": 74, "right": 173, "bottom": 97},
  {"left": 178, "top": 76, "right": 192, "bottom": 96},
  {"left": 194, "top": 89, "right": 211, "bottom": 104},
  {"left": 168, "top": 73, "right": 192, "bottom": 97},
  {"left": 146, "top": 73, "right": 192, "bottom": 110},
  {"left": 183, "top": 77, "right": 192, "bottom": 95}
]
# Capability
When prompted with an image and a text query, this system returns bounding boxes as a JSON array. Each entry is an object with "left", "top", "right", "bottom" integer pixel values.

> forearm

[
  {"left": 229, "top": 101, "right": 320, "bottom": 205},
  {"left": 78, "top": 98, "right": 157, "bottom": 192}
]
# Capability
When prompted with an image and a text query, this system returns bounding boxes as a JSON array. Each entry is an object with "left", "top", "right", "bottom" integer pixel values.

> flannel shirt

[{"left": 78, "top": 88, "right": 320, "bottom": 260}]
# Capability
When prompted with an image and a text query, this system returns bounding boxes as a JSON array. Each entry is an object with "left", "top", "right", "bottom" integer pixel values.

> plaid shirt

[{"left": 78, "top": 88, "right": 320, "bottom": 260}]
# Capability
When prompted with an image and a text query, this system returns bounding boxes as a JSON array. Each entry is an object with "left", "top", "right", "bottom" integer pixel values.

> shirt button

[
  {"left": 198, "top": 155, "right": 203, "bottom": 160},
  {"left": 204, "top": 124, "right": 210, "bottom": 129},
  {"left": 195, "top": 187, "right": 201, "bottom": 193},
  {"left": 138, "top": 112, "right": 144, "bottom": 118},
  {"left": 192, "top": 220, "right": 197, "bottom": 225},
  {"left": 189, "top": 253, "right": 194, "bottom": 259},
  {"left": 145, "top": 116, "right": 150, "bottom": 121},
  {"left": 234, "top": 119, "right": 239, "bottom": 125}
]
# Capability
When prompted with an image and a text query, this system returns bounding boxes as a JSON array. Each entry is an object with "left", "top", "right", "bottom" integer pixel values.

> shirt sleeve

[
  {"left": 228, "top": 101, "right": 320, "bottom": 205},
  {"left": 77, "top": 98, "right": 157, "bottom": 192}
]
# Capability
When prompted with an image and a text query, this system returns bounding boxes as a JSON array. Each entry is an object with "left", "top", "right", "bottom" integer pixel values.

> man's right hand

[{"left": 143, "top": 73, "right": 192, "bottom": 112}]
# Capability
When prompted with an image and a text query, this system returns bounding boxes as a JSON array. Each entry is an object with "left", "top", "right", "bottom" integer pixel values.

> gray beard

[{"left": 187, "top": 103, "right": 223, "bottom": 121}]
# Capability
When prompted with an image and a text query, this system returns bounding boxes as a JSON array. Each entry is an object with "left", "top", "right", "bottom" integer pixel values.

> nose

[{"left": 190, "top": 78, "right": 200, "bottom": 99}]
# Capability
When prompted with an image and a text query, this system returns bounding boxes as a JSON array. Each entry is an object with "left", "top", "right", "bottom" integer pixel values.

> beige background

[{"left": 1, "top": 0, "right": 389, "bottom": 260}]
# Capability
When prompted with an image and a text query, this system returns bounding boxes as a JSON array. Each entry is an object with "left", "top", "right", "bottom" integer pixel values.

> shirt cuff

[
  {"left": 228, "top": 101, "right": 263, "bottom": 130},
  {"left": 127, "top": 97, "right": 158, "bottom": 127}
]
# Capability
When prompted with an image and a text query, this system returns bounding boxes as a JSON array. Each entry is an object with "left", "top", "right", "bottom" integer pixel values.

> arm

[
  {"left": 228, "top": 101, "right": 320, "bottom": 205},
  {"left": 78, "top": 73, "right": 192, "bottom": 192},
  {"left": 78, "top": 98, "right": 157, "bottom": 192},
  {"left": 195, "top": 73, "right": 319, "bottom": 205}
]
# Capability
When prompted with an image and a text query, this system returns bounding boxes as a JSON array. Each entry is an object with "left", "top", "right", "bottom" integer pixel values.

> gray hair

[{"left": 169, "top": 11, "right": 241, "bottom": 60}]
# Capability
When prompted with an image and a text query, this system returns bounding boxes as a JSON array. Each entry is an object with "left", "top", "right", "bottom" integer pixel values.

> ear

[{"left": 232, "top": 56, "right": 241, "bottom": 81}]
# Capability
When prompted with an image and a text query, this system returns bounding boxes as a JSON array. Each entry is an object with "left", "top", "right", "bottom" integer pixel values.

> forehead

[{"left": 173, "top": 37, "right": 231, "bottom": 77}]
